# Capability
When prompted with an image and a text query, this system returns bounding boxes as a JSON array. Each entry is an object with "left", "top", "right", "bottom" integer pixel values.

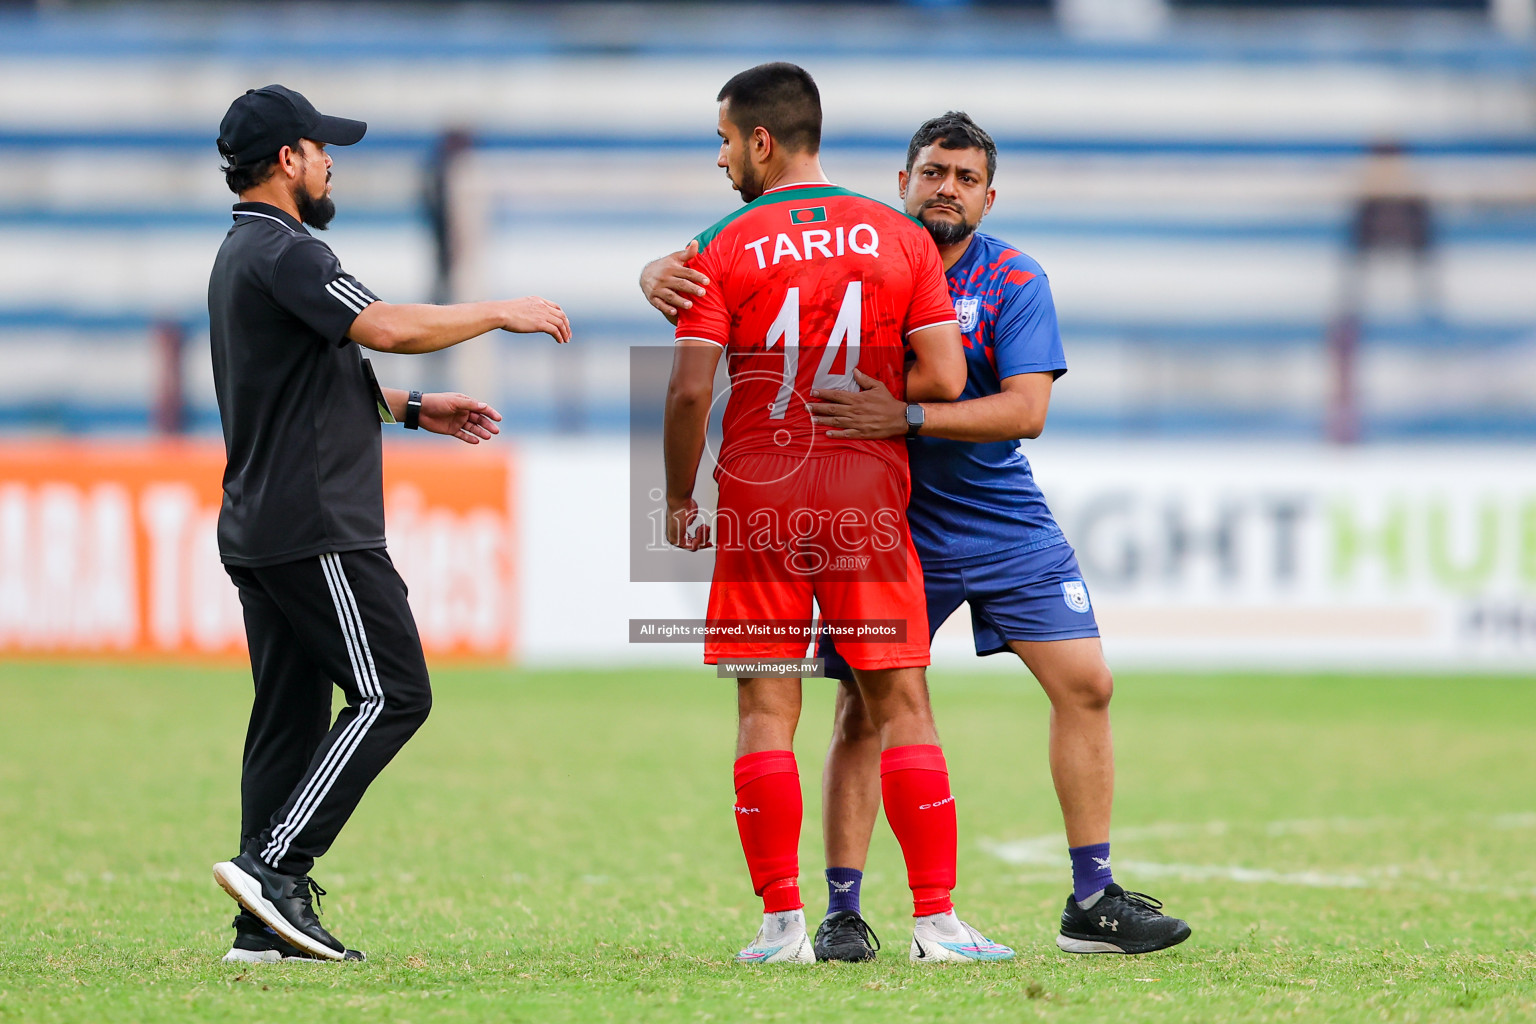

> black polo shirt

[{"left": 208, "top": 201, "right": 387, "bottom": 568}]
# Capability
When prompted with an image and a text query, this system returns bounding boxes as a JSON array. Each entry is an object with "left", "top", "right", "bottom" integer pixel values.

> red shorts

[{"left": 704, "top": 450, "right": 930, "bottom": 672}]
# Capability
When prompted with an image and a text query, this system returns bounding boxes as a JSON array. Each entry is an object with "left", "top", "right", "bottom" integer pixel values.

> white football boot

[
  {"left": 735, "top": 908, "right": 815, "bottom": 965},
  {"left": 909, "top": 910, "right": 1015, "bottom": 963}
]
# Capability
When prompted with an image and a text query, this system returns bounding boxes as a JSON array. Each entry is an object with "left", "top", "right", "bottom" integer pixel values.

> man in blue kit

[{"left": 642, "top": 111, "right": 1191, "bottom": 961}]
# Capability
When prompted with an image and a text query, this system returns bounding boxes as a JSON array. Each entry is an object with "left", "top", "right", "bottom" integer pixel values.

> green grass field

[{"left": 1, "top": 662, "right": 1533, "bottom": 1023}]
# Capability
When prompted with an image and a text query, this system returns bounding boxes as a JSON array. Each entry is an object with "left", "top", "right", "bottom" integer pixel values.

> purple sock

[
  {"left": 825, "top": 867, "right": 862, "bottom": 916},
  {"left": 1068, "top": 842, "right": 1114, "bottom": 903}
]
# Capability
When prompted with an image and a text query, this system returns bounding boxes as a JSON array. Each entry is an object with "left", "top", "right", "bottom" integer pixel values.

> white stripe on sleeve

[
  {"left": 325, "top": 281, "right": 366, "bottom": 315},
  {"left": 333, "top": 277, "right": 376, "bottom": 307}
]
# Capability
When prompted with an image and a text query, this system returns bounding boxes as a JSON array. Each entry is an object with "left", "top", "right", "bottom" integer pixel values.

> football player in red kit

[{"left": 660, "top": 63, "right": 1014, "bottom": 964}]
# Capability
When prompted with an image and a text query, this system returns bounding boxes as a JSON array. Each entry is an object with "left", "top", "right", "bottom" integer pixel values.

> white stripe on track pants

[{"left": 226, "top": 548, "right": 432, "bottom": 876}]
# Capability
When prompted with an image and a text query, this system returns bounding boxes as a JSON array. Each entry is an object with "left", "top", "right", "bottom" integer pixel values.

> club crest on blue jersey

[
  {"left": 1061, "top": 579, "right": 1091, "bottom": 613},
  {"left": 955, "top": 296, "right": 981, "bottom": 334}
]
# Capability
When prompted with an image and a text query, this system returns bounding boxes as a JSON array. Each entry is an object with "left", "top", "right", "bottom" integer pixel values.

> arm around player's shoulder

[{"left": 671, "top": 232, "right": 732, "bottom": 349}]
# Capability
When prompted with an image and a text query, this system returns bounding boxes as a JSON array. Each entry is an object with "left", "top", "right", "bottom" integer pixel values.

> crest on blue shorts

[
  {"left": 955, "top": 296, "right": 981, "bottom": 334},
  {"left": 1061, "top": 579, "right": 1091, "bottom": 614}
]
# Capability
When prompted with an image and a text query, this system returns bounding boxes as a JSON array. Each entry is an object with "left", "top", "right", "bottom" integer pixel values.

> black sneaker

[
  {"left": 224, "top": 911, "right": 366, "bottom": 963},
  {"left": 1056, "top": 884, "right": 1191, "bottom": 955},
  {"left": 214, "top": 851, "right": 349, "bottom": 961},
  {"left": 813, "top": 910, "right": 882, "bottom": 962}
]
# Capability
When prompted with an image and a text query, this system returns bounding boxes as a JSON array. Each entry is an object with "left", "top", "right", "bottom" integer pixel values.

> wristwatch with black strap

[
  {"left": 904, "top": 403, "right": 925, "bottom": 437},
  {"left": 404, "top": 390, "right": 423, "bottom": 430}
]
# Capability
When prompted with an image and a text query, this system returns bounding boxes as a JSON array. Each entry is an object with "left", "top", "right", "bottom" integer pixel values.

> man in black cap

[{"left": 208, "top": 84, "right": 571, "bottom": 963}]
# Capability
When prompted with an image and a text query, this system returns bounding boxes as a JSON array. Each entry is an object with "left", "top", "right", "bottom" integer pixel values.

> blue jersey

[{"left": 906, "top": 231, "right": 1068, "bottom": 569}]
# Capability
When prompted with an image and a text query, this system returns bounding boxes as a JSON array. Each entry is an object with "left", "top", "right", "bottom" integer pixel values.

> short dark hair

[
  {"left": 221, "top": 152, "right": 281, "bottom": 195},
  {"left": 906, "top": 111, "right": 997, "bottom": 185},
  {"left": 716, "top": 62, "right": 821, "bottom": 155}
]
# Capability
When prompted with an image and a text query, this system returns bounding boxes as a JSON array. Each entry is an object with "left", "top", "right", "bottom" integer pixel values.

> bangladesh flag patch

[{"left": 789, "top": 206, "right": 827, "bottom": 225}]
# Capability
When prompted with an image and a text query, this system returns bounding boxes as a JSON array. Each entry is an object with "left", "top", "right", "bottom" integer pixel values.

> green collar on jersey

[{"left": 693, "top": 183, "right": 865, "bottom": 253}]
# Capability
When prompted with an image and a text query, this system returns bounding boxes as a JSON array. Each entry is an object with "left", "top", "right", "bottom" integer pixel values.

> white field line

[
  {"left": 981, "top": 835, "right": 1368, "bottom": 888},
  {"left": 981, "top": 813, "right": 1536, "bottom": 893}
]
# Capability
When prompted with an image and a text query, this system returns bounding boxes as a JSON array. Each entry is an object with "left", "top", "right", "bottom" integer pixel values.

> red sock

[
  {"left": 880, "top": 744, "right": 956, "bottom": 917},
  {"left": 733, "top": 750, "right": 803, "bottom": 913}
]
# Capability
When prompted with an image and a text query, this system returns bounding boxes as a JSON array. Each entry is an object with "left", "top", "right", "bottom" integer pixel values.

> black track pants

[{"left": 226, "top": 548, "right": 431, "bottom": 876}]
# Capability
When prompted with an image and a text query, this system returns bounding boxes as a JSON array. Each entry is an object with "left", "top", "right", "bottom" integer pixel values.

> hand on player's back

[
  {"left": 809, "top": 369, "right": 907, "bottom": 439},
  {"left": 419, "top": 392, "right": 504, "bottom": 445},
  {"left": 640, "top": 240, "right": 710, "bottom": 323},
  {"left": 500, "top": 296, "right": 572, "bottom": 344}
]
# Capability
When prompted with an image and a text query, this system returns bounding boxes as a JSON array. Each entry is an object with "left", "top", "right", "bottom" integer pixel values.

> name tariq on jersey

[
  {"left": 742, "top": 224, "right": 881, "bottom": 269},
  {"left": 675, "top": 183, "right": 955, "bottom": 472}
]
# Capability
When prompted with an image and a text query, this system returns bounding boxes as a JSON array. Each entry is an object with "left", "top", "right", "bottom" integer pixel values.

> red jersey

[{"left": 675, "top": 182, "right": 957, "bottom": 473}]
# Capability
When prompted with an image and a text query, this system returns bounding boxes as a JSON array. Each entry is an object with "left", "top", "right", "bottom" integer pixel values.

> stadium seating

[{"left": 1, "top": 3, "right": 1533, "bottom": 438}]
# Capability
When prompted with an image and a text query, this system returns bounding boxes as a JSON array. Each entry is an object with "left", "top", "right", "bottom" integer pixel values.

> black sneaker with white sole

[
  {"left": 224, "top": 911, "right": 366, "bottom": 963},
  {"left": 214, "top": 852, "right": 349, "bottom": 961},
  {"left": 813, "top": 910, "right": 881, "bottom": 962},
  {"left": 1057, "top": 884, "right": 1191, "bottom": 955}
]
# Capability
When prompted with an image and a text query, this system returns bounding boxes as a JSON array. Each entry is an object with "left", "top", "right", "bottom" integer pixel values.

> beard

[
  {"left": 919, "top": 201, "right": 978, "bottom": 246},
  {"left": 733, "top": 160, "right": 765, "bottom": 204},
  {"left": 295, "top": 181, "right": 336, "bottom": 230}
]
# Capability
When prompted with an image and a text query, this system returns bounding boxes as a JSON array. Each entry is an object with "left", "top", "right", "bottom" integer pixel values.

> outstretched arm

[
  {"left": 350, "top": 296, "right": 571, "bottom": 353},
  {"left": 382, "top": 388, "right": 504, "bottom": 444}
]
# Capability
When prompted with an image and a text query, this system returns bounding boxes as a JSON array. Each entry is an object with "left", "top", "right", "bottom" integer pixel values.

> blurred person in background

[
  {"left": 642, "top": 111, "right": 1191, "bottom": 960},
  {"left": 424, "top": 127, "right": 476, "bottom": 307},
  {"left": 1348, "top": 141, "right": 1439, "bottom": 323},
  {"left": 1327, "top": 141, "right": 1440, "bottom": 442},
  {"left": 207, "top": 84, "right": 570, "bottom": 963}
]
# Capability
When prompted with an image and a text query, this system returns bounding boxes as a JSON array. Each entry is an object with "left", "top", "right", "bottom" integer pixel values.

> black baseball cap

[{"left": 217, "top": 84, "right": 367, "bottom": 166}]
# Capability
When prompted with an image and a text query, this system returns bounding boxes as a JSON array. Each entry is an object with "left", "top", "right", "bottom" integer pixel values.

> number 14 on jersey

[{"left": 764, "top": 281, "right": 862, "bottom": 420}]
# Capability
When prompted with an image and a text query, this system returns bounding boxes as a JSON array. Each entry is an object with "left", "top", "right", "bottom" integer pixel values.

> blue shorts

[{"left": 819, "top": 541, "right": 1099, "bottom": 681}]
